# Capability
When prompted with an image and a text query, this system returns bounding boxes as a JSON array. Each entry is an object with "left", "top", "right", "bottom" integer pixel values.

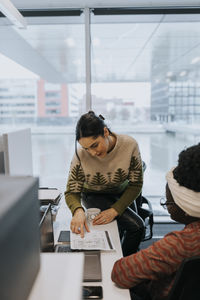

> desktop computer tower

[{"left": 0, "top": 175, "right": 40, "bottom": 300}]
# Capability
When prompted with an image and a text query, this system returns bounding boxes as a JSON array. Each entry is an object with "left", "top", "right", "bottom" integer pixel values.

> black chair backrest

[
  {"left": 130, "top": 161, "right": 154, "bottom": 241},
  {"left": 167, "top": 256, "right": 200, "bottom": 300}
]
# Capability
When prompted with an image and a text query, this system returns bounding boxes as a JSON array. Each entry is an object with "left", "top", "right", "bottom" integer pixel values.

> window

[
  {"left": 0, "top": 14, "right": 86, "bottom": 127},
  {"left": 90, "top": 12, "right": 200, "bottom": 215},
  {"left": 1, "top": 9, "right": 199, "bottom": 216}
]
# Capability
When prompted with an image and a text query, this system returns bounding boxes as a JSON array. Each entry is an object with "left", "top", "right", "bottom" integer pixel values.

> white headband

[{"left": 166, "top": 168, "right": 200, "bottom": 218}]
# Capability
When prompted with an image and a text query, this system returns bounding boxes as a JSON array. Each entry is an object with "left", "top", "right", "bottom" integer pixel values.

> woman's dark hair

[
  {"left": 173, "top": 143, "right": 200, "bottom": 192},
  {"left": 75, "top": 111, "right": 111, "bottom": 160},
  {"left": 76, "top": 111, "right": 110, "bottom": 141}
]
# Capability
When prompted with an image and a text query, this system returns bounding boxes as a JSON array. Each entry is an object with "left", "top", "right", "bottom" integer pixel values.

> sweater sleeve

[
  {"left": 111, "top": 141, "right": 143, "bottom": 215},
  {"left": 111, "top": 230, "right": 191, "bottom": 289},
  {"left": 64, "top": 153, "right": 85, "bottom": 215}
]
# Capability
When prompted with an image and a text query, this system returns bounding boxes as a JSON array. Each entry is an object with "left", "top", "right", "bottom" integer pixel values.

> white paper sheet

[{"left": 70, "top": 230, "right": 115, "bottom": 251}]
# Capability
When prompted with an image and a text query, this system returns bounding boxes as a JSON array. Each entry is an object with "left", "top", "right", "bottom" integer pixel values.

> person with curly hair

[
  {"left": 173, "top": 143, "right": 200, "bottom": 192},
  {"left": 65, "top": 111, "right": 145, "bottom": 256},
  {"left": 111, "top": 143, "right": 200, "bottom": 300}
]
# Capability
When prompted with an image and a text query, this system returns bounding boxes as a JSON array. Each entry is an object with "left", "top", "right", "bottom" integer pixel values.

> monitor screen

[{"left": 0, "top": 128, "right": 33, "bottom": 176}]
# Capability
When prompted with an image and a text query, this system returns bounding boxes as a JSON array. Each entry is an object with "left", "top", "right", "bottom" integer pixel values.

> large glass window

[
  {"left": 0, "top": 14, "right": 85, "bottom": 128},
  {"left": 1, "top": 9, "right": 200, "bottom": 216},
  {"left": 90, "top": 13, "right": 200, "bottom": 127},
  {"left": 90, "top": 12, "right": 200, "bottom": 215}
]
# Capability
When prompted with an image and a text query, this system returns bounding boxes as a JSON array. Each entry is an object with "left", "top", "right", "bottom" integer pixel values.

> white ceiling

[
  {"left": 11, "top": 0, "right": 200, "bottom": 9},
  {"left": 1, "top": 2, "right": 200, "bottom": 84}
]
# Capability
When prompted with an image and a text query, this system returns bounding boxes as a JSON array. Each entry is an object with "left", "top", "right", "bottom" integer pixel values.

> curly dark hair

[{"left": 173, "top": 143, "right": 200, "bottom": 192}]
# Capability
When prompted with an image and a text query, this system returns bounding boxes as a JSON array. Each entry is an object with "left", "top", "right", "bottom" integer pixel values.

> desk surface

[
  {"left": 28, "top": 253, "right": 84, "bottom": 300},
  {"left": 84, "top": 222, "right": 130, "bottom": 300},
  {"left": 53, "top": 200, "right": 130, "bottom": 300}
]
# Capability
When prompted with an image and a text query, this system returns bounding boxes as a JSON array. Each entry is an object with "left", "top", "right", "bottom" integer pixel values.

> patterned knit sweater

[
  {"left": 65, "top": 134, "right": 143, "bottom": 215},
  {"left": 111, "top": 221, "right": 200, "bottom": 300}
]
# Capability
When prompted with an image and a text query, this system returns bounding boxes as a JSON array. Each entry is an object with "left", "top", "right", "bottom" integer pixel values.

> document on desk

[{"left": 70, "top": 230, "right": 115, "bottom": 251}]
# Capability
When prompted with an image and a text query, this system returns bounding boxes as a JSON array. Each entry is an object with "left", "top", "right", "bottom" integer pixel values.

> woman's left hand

[{"left": 92, "top": 208, "right": 118, "bottom": 225}]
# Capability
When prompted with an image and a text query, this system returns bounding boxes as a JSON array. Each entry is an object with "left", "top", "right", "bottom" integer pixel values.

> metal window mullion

[{"left": 84, "top": 7, "right": 91, "bottom": 112}]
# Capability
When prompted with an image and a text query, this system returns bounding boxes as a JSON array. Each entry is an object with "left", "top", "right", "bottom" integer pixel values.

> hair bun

[
  {"left": 99, "top": 114, "right": 105, "bottom": 120},
  {"left": 88, "top": 110, "right": 95, "bottom": 116}
]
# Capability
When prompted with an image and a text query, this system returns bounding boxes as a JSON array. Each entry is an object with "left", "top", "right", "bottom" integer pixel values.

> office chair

[
  {"left": 136, "top": 195, "right": 154, "bottom": 241},
  {"left": 167, "top": 256, "right": 200, "bottom": 300},
  {"left": 130, "top": 161, "right": 154, "bottom": 241}
]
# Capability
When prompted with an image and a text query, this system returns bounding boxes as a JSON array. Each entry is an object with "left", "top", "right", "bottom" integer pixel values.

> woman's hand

[
  {"left": 70, "top": 208, "right": 90, "bottom": 238},
  {"left": 92, "top": 208, "right": 118, "bottom": 225}
]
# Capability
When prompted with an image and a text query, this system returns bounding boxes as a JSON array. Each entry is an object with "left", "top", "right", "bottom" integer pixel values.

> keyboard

[
  {"left": 57, "top": 245, "right": 72, "bottom": 252},
  {"left": 56, "top": 245, "right": 82, "bottom": 252}
]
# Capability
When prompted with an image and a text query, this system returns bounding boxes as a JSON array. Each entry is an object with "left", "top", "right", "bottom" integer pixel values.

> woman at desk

[{"left": 65, "top": 111, "right": 144, "bottom": 256}]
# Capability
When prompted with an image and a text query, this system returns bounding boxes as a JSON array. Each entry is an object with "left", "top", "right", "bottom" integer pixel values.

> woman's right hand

[{"left": 70, "top": 208, "right": 90, "bottom": 238}]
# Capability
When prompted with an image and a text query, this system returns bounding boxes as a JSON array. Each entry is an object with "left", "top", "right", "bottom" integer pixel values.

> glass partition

[
  {"left": 0, "top": 14, "right": 85, "bottom": 129},
  {"left": 1, "top": 10, "right": 200, "bottom": 216},
  {"left": 90, "top": 12, "right": 200, "bottom": 215}
]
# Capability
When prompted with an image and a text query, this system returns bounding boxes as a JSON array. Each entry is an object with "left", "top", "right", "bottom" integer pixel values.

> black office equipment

[
  {"left": 58, "top": 230, "right": 70, "bottom": 243},
  {"left": 40, "top": 205, "right": 102, "bottom": 282},
  {"left": 130, "top": 161, "right": 154, "bottom": 241},
  {"left": 82, "top": 286, "right": 103, "bottom": 299},
  {"left": 39, "top": 204, "right": 71, "bottom": 253},
  {"left": 167, "top": 256, "right": 200, "bottom": 300},
  {"left": 0, "top": 175, "right": 40, "bottom": 300},
  {"left": 39, "top": 203, "right": 55, "bottom": 252}
]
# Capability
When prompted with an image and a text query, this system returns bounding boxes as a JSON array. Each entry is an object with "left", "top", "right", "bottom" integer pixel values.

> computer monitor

[
  {"left": 0, "top": 175, "right": 40, "bottom": 300},
  {"left": 39, "top": 203, "right": 55, "bottom": 252},
  {"left": 0, "top": 128, "right": 33, "bottom": 176}
]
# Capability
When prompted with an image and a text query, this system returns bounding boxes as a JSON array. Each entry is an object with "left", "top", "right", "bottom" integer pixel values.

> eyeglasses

[{"left": 160, "top": 197, "right": 175, "bottom": 209}]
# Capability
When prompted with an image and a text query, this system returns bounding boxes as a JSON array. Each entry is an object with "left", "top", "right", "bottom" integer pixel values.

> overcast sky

[
  {"left": 92, "top": 82, "right": 151, "bottom": 107},
  {"left": 0, "top": 53, "right": 151, "bottom": 107},
  {"left": 0, "top": 53, "right": 38, "bottom": 79}
]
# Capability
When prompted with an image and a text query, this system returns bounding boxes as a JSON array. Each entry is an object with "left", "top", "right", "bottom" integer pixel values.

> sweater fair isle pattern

[
  {"left": 65, "top": 134, "right": 143, "bottom": 215},
  {"left": 111, "top": 221, "right": 200, "bottom": 300}
]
